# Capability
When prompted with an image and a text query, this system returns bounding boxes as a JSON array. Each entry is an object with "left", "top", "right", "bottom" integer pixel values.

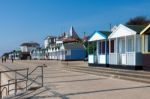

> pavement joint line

[{"left": 0, "top": 63, "right": 69, "bottom": 99}]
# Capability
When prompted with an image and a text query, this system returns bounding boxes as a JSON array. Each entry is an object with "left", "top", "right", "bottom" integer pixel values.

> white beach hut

[{"left": 108, "top": 24, "right": 145, "bottom": 70}]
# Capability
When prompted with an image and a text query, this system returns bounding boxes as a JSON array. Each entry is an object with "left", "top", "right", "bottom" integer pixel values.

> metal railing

[{"left": 0, "top": 64, "right": 47, "bottom": 99}]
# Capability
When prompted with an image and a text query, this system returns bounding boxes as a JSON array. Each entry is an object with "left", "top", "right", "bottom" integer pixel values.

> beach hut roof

[
  {"left": 63, "top": 43, "right": 85, "bottom": 50},
  {"left": 108, "top": 24, "right": 145, "bottom": 39},
  {"left": 88, "top": 31, "right": 111, "bottom": 41},
  {"left": 126, "top": 25, "right": 146, "bottom": 34}
]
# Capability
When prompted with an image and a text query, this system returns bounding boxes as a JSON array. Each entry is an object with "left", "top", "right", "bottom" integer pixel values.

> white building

[
  {"left": 44, "top": 36, "right": 57, "bottom": 48},
  {"left": 20, "top": 42, "right": 40, "bottom": 53}
]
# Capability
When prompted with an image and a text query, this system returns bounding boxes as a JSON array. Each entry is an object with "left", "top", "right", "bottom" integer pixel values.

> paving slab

[{"left": 0, "top": 60, "right": 150, "bottom": 99}]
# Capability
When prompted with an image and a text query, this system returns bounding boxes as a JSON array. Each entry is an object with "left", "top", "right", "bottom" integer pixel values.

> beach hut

[
  {"left": 31, "top": 48, "right": 45, "bottom": 60},
  {"left": 108, "top": 24, "right": 146, "bottom": 70},
  {"left": 88, "top": 31, "right": 111, "bottom": 66},
  {"left": 140, "top": 24, "right": 150, "bottom": 70},
  {"left": 60, "top": 43, "right": 86, "bottom": 61}
]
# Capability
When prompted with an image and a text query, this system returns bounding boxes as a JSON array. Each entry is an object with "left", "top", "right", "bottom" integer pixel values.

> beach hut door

[{"left": 119, "top": 39, "right": 126, "bottom": 65}]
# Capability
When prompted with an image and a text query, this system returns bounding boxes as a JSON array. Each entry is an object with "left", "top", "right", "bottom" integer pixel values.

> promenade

[{"left": 0, "top": 60, "right": 150, "bottom": 99}]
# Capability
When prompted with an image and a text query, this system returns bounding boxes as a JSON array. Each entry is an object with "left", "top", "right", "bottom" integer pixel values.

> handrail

[
  {"left": 24, "top": 76, "right": 42, "bottom": 90},
  {"left": 0, "top": 64, "right": 46, "bottom": 99},
  {"left": 28, "top": 64, "right": 47, "bottom": 76},
  {"left": 1, "top": 87, "right": 8, "bottom": 96},
  {"left": 28, "top": 66, "right": 42, "bottom": 76},
  {"left": 0, "top": 68, "right": 28, "bottom": 73}
]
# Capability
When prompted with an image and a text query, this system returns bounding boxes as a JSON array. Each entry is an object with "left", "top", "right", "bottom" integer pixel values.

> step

[
  {"left": 65, "top": 66, "right": 150, "bottom": 79},
  {"left": 65, "top": 67, "right": 150, "bottom": 84}
]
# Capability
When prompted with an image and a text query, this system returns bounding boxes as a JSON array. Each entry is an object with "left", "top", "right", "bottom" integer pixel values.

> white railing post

[
  {"left": 134, "top": 35, "right": 136, "bottom": 65},
  {"left": 116, "top": 38, "right": 118, "bottom": 64}
]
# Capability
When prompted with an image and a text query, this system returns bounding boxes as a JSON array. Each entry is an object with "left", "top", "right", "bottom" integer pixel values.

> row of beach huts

[{"left": 3, "top": 24, "right": 150, "bottom": 70}]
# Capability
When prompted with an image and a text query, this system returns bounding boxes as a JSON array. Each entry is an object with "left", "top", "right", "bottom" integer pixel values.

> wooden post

[
  {"left": 109, "top": 39, "right": 111, "bottom": 64},
  {"left": 116, "top": 38, "right": 118, "bottom": 64},
  {"left": 105, "top": 40, "right": 107, "bottom": 64},
  {"left": 41, "top": 66, "right": 44, "bottom": 87},
  {"left": 134, "top": 35, "right": 136, "bottom": 65},
  {"left": 8, "top": 80, "right": 10, "bottom": 95},
  {"left": 26, "top": 68, "right": 29, "bottom": 91},
  {"left": 125, "top": 36, "right": 127, "bottom": 64},
  {"left": 93, "top": 42, "right": 94, "bottom": 63},
  {"left": 15, "top": 71, "right": 17, "bottom": 95},
  {"left": 96, "top": 41, "right": 99, "bottom": 63},
  {"left": 142, "top": 35, "right": 145, "bottom": 53}
]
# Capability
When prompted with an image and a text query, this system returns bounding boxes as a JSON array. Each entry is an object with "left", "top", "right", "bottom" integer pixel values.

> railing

[{"left": 0, "top": 64, "right": 47, "bottom": 99}]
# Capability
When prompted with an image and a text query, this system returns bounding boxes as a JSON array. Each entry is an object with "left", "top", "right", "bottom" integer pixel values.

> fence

[{"left": 0, "top": 64, "right": 47, "bottom": 99}]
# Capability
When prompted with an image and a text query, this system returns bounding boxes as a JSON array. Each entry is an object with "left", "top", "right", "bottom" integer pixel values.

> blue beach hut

[{"left": 88, "top": 31, "right": 111, "bottom": 66}]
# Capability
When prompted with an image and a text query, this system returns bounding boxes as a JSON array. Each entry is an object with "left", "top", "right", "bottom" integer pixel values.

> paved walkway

[{"left": 0, "top": 60, "right": 150, "bottom": 99}]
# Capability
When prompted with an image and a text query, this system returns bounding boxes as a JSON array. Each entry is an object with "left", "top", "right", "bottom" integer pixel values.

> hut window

[
  {"left": 99, "top": 41, "right": 105, "bottom": 54},
  {"left": 99, "top": 42, "right": 101, "bottom": 54},
  {"left": 148, "top": 36, "right": 150, "bottom": 52},
  {"left": 127, "top": 38, "right": 134, "bottom": 52},
  {"left": 101, "top": 41, "right": 105, "bottom": 54},
  {"left": 119, "top": 39, "right": 125, "bottom": 53},
  {"left": 144, "top": 35, "right": 150, "bottom": 52},
  {"left": 110, "top": 40, "right": 115, "bottom": 53},
  {"left": 88, "top": 42, "right": 96, "bottom": 54}
]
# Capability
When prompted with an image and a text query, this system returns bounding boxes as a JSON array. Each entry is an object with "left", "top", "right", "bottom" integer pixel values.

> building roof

[
  {"left": 20, "top": 42, "right": 40, "bottom": 47},
  {"left": 62, "top": 38, "right": 78, "bottom": 43},
  {"left": 89, "top": 31, "right": 111, "bottom": 41},
  {"left": 140, "top": 24, "right": 150, "bottom": 35},
  {"left": 126, "top": 25, "right": 146, "bottom": 34},
  {"left": 64, "top": 43, "right": 85, "bottom": 50},
  {"left": 99, "top": 31, "right": 111, "bottom": 37}
]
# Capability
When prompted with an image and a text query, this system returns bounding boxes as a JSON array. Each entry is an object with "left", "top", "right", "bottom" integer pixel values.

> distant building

[
  {"left": 60, "top": 43, "right": 86, "bottom": 61},
  {"left": 30, "top": 26, "right": 86, "bottom": 61},
  {"left": 20, "top": 42, "right": 40, "bottom": 52},
  {"left": 20, "top": 42, "right": 40, "bottom": 60},
  {"left": 44, "top": 36, "right": 57, "bottom": 48},
  {"left": 31, "top": 47, "right": 45, "bottom": 60}
]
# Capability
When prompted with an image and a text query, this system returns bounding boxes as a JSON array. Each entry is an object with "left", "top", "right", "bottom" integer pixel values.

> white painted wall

[
  {"left": 99, "top": 55, "right": 106, "bottom": 64},
  {"left": 88, "top": 55, "right": 94, "bottom": 63}
]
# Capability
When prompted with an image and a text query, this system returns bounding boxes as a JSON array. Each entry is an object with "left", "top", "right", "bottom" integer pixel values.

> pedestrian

[
  {"left": 4, "top": 57, "right": 6, "bottom": 62},
  {"left": 11, "top": 56, "right": 14, "bottom": 63},
  {"left": 2, "top": 57, "right": 3, "bottom": 63}
]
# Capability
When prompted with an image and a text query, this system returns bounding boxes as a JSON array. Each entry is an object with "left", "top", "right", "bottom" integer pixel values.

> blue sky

[{"left": 0, "top": 0, "right": 150, "bottom": 55}]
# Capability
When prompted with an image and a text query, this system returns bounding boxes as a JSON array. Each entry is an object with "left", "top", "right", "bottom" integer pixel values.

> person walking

[
  {"left": 4, "top": 57, "right": 6, "bottom": 62},
  {"left": 11, "top": 56, "right": 14, "bottom": 63},
  {"left": 1, "top": 57, "right": 3, "bottom": 63}
]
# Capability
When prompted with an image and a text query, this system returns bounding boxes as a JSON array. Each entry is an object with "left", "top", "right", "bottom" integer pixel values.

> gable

[
  {"left": 89, "top": 31, "right": 106, "bottom": 42},
  {"left": 108, "top": 24, "right": 137, "bottom": 39}
]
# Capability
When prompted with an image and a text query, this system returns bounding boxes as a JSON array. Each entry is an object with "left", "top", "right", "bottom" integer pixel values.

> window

[
  {"left": 119, "top": 39, "right": 125, "bottom": 53},
  {"left": 99, "top": 41, "right": 105, "bottom": 54},
  {"left": 148, "top": 36, "right": 150, "bottom": 52},
  {"left": 127, "top": 38, "right": 134, "bottom": 52},
  {"left": 88, "top": 42, "right": 96, "bottom": 54},
  {"left": 101, "top": 41, "right": 105, "bottom": 54},
  {"left": 144, "top": 35, "right": 150, "bottom": 52},
  {"left": 110, "top": 40, "right": 115, "bottom": 53}
]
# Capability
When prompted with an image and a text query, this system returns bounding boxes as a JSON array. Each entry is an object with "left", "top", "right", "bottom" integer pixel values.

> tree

[{"left": 126, "top": 16, "right": 150, "bottom": 26}]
